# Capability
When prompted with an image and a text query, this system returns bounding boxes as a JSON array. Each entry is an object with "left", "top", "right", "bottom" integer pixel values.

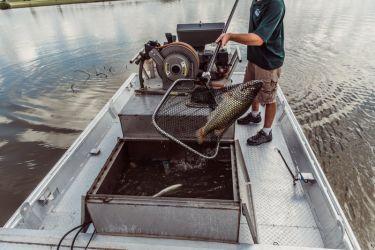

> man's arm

[
  {"left": 217, "top": 1, "right": 284, "bottom": 48},
  {"left": 216, "top": 33, "right": 264, "bottom": 47}
]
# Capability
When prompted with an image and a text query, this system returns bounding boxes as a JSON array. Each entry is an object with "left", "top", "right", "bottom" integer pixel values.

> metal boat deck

[
  {"left": 232, "top": 74, "right": 323, "bottom": 247},
  {"left": 0, "top": 72, "right": 359, "bottom": 249}
]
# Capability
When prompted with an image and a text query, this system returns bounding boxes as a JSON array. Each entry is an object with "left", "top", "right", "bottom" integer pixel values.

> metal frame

[
  {"left": 235, "top": 140, "right": 258, "bottom": 244},
  {"left": 227, "top": 45, "right": 242, "bottom": 80},
  {"left": 84, "top": 138, "right": 241, "bottom": 243}
]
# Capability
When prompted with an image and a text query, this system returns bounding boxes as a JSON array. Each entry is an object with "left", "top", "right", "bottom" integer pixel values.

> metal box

[
  {"left": 177, "top": 22, "right": 225, "bottom": 48},
  {"left": 85, "top": 139, "right": 240, "bottom": 243},
  {"left": 118, "top": 94, "right": 234, "bottom": 140}
]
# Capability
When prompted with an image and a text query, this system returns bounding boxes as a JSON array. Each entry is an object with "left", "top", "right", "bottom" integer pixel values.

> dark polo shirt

[{"left": 247, "top": 0, "right": 285, "bottom": 70}]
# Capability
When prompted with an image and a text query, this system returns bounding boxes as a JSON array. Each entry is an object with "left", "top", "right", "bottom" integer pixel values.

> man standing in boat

[{"left": 216, "top": 0, "right": 285, "bottom": 146}]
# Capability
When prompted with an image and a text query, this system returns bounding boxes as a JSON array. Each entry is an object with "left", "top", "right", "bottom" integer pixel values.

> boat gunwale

[
  {"left": 3, "top": 73, "right": 137, "bottom": 229},
  {"left": 276, "top": 88, "right": 360, "bottom": 249}
]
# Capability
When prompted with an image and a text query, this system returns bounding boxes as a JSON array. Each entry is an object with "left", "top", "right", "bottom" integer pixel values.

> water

[
  {"left": 109, "top": 140, "right": 233, "bottom": 199},
  {"left": 0, "top": 0, "right": 374, "bottom": 248},
  {"left": 113, "top": 158, "right": 233, "bottom": 200}
]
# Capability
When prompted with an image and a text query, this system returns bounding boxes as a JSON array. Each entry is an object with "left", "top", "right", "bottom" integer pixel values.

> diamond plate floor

[
  {"left": 231, "top": 72, "right": 324, "bottom": 247},
  {"left": 235, "top": 113, "right": 324, "bottom": 247},
  {"left": 233, "top": 100, "right": 324, "bottom": 247}
]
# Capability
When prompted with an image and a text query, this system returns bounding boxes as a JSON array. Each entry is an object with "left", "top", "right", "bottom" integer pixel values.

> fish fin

[
  {"left": 207, "top": 113, "right": 213, "bottom": 122},
  {"left": 196, "top": 128, "right": 205, "bottom": 144},
  {"left": 207, "top": 108, "right": 216, "bottom": 121}
]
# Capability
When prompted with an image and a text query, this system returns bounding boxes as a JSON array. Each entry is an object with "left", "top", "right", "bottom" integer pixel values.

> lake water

[{"left": 0, "top": 0, "right": 374, "bottom": 248}]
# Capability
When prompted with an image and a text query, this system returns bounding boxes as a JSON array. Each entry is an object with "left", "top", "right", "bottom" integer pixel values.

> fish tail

[{"left": 196, "top": 127, "right": 205, "bottom": 144}]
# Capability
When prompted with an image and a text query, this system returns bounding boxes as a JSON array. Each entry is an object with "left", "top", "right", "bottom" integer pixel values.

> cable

[
  {"left": 70, "top": 223, "right": 89, "bottom": 250},
  {"left": 56, "top": 224, "right": 84, "bottom": 250},
  {"left": 56, "top": 221, "right": 91, "bottom": 250},
  {"left": 84, "top": 229, "right": 96, "bottom": 250}
]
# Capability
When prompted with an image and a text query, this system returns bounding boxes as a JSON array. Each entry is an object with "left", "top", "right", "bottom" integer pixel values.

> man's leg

[
  {"left": 237, "top": 98, "right": 262, "bottom": 124},
  {"left": 251, "top": 99, "right": 260, "bottom": 113},
  {"left": 247, "top": 65, "right": 281, "bottom": 146},
  {"left": 264, "top": 102, "right": 276, "bottom": 128},
  {"left": 237, "top": 63, "right": 263, "bottom": 125},
  {"left": 246, "top": 101, "right": 275, "bottom": 146},
  {"left": 245, "top": 100, "right": 276, "bottom": 128}
]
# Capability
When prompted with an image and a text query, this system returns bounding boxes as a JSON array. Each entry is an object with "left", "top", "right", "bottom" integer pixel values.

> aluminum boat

[
  {"left": 0, "top": 66, "right": 360, "bottom": 248},
  {"left": 0, "top": 8, "right": 361, "bottom": 248}
]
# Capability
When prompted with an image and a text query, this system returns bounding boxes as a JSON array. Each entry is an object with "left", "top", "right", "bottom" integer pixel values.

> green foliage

[{"left": 0, "top": 1, "right": 11, "bottom": 9}]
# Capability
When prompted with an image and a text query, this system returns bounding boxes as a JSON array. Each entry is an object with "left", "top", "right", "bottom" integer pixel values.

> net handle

[
  {"left": 152, "top": 79, "right": 220, "bottom": 159},
  {"left": 203, "top": 0, "right": 240, "bottom": 85}
]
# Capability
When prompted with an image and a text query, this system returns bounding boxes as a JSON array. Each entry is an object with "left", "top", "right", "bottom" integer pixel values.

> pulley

[{"left": 156, "top": 42, "right": 199, "bottom": 88}]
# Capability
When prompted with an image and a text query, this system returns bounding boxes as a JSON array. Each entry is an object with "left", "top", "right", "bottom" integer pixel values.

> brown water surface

[{"left": 0, "top": 0, "right": 374, "bottom": 248}]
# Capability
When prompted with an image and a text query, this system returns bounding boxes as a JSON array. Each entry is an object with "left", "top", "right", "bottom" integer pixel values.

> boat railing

[
  {"left": 277, "top": 88, "right": 361, "bottom": 250},
  {"left": 4, "top": 74, "right": 137, "bottom": 229}
]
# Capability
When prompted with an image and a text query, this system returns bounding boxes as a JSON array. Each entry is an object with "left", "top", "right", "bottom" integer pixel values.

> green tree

[{"left": 0, "top": 0, "right": 11, "bottom": 9}]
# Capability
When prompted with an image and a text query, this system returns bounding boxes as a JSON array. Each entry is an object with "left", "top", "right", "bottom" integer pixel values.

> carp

[{"left": 197, "top": 80, "right": 263, "bottom": 144}]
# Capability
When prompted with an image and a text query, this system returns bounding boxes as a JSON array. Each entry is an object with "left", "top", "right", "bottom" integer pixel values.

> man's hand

[
  {"left": 216, "top": 33, "right": 232, "bottom": 47},
  {"left": 216, "top": 33, "right": 264, "bottom": 47}
]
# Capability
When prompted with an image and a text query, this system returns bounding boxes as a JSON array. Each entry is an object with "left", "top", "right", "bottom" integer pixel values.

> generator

[{"left": 130, "top": 22, "right": 241, "bottom": 91}]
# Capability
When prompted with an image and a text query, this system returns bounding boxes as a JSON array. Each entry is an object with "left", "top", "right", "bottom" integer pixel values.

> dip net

[{"left": 152, "top": 79, "right": 251, "bottom": 159}]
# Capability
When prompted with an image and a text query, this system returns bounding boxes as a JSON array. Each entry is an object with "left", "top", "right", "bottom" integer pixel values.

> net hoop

[{"left": 152, "top": 79, "right": 221, "bottom": 159}]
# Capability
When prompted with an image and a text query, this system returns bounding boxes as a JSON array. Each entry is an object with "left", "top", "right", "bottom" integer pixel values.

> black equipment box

[{"left": 177, "top": 22, "right": 225, "bottom": 48}]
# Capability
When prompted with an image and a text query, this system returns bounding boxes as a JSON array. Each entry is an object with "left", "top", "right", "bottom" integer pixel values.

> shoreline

[{"left": 4, "top": 0, "right": 117, "bottom": 9}]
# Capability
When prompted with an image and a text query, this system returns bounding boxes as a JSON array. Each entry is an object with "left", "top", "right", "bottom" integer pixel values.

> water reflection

[
  {"left": 0, "top": 0, "right": 374, "bottom": 248},
  {"left": 282, "top": 1, "right": 375, "bottom": 248}
]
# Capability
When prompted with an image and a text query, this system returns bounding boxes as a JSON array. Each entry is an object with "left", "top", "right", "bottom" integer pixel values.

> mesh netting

[{"left": 152, "top": 79, "right": 262, "bottom": 159}]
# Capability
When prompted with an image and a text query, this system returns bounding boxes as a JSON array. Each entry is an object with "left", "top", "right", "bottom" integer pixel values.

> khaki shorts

[{"left": 243, "top": 62, "right": 281, "bottom": 104}]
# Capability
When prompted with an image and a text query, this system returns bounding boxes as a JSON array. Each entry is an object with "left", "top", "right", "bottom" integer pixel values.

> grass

[
  {"left": 4, "top": 0, "right": 113, "bottom": 9},
  {"left": 0, "top": 1, "right": 11, "bottom": 9}
]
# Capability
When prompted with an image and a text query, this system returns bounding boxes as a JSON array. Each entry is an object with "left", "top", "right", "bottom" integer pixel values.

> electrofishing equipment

[{"left": 152, "top": 0, "right": 242, "bottom": 159}]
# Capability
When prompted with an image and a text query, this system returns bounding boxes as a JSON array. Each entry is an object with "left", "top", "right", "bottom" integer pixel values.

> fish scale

[
  {"left": 198, "top": 80, "right": 263, "bottom": 142},
  {"left": 153, "top": 79, "right": 263, "bottom": 159}
]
